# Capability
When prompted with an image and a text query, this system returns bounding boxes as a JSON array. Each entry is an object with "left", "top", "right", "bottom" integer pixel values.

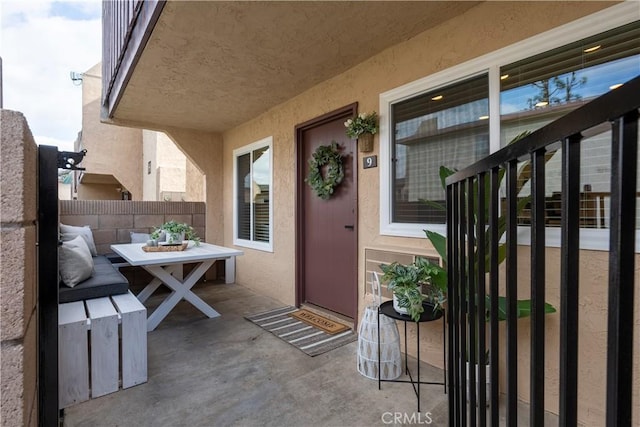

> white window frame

[
  {"left": 233, "top": 136, "right": 274, "bottom": 252},
  {"left": 379, "top": 2, "right": 640, "bottom": 251}
]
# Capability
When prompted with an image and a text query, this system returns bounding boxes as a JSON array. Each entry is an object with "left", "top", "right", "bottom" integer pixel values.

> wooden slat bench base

[{"left": 58, "top": 291, "right": 147, "bottom": 408}]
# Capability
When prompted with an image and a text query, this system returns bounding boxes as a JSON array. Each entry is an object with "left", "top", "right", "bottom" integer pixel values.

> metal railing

[
  {"left": 102, "top": 0, "right": 165, "bottom": 119},
  {"left": 446, "top": 75, "right": 639, "bottom": 426}
]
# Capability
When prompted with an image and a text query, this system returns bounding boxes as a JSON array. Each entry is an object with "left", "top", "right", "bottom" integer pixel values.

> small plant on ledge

[{"left": 151, "top": 220, "right": 201, "bottom": 245}]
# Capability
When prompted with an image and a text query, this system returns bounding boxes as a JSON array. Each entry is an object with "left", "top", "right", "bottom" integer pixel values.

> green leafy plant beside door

[
  {"left": 425, "top": 131, "right": 557, "bottom": 363},
  {"left": 379, "top": 256, "right": 447, "bottom": 322}
]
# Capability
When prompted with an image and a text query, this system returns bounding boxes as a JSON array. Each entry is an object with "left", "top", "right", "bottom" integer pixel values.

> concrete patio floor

[{"left": 63, "top": 282, "right": 449, "bottom": 426}]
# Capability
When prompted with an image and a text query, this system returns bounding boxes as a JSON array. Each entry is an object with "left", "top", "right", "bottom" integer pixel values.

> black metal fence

[
  {"left": 38, "top": 146, "right": 59, "bottom": 426},
  {"left": 38, "top": 147, "right": 89, "bottom": 426},
  {"left": 446, "top": 75, "right": 639, "bottom": 426}
]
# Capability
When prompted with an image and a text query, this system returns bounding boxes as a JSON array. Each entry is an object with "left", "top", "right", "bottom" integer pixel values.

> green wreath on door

[{"left": 305, "top": 141, "right": 344, "bottom": 200}]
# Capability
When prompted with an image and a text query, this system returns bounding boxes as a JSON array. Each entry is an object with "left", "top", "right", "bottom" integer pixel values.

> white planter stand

[{"left": 357, "top": 272, "right": 402, "bottom": 380}]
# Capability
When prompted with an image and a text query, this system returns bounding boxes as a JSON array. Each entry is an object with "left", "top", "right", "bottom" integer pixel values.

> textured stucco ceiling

[{"left": 113, "top": 1, "right": 480, "bottom": 133}]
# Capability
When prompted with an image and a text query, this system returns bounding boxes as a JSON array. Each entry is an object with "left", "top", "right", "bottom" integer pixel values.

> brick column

[{"left": 1, "top": 110, "right": 39, "bottom": 426}]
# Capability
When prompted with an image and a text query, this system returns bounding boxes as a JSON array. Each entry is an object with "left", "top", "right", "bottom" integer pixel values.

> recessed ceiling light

[
  {"left": 535, "top": 101, "right": 548, "bottom": 107},
  {"left": 500, "top": 74, "right": 509, "bottom": 80},
  {"left": 431, "top": 95, "right": 443, "bottom": 101},
  {"left": 583, "top": 45, "right": 601, "bottom": 53},
  {"left": 609, "top": 83, "right": 623, "bottom": 90},
  {"left": 479, "top": 115, "right": 489, "bottom": 120}
]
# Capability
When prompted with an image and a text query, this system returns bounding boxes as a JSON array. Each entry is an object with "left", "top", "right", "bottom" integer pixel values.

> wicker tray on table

[{"left": 142, "top": 243, "right": 188, "bottom": 252}]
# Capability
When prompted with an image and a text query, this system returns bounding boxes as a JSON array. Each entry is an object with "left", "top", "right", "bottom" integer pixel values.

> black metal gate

[
  {"left": 446, "top": 75, "right": 639, "bottom": 426},
  {"left": 38, "top": 146, "right": 86, "bottom": 426},
  {"left": 37, "top": 146, "right": 59, "bottom": 426}
]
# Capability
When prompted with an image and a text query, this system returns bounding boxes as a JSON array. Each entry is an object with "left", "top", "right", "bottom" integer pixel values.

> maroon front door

[{"left": 296, "top": 105, "right": 358, "bottom": 319}]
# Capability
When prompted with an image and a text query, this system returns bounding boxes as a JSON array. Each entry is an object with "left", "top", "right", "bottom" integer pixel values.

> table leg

[
  {"left": 180, "top": 261, "right": 219, "bottom": 317},
  {"left": 137, "top": 265, "right": 181, "bottom": 303},
  {"left": 142, "top": 261, "right": 218, "bottom": 331},
  {"left": 225, "top": 257, "right": 235, "bottom": 284},
  {"left": 145, "top": 286, "right": 184, "bottom": 332}
]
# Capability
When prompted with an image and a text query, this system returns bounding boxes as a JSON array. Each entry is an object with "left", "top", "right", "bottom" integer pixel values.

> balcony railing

[
  {"left": 446, "top": 75, "right": 639, "bottom": 426},
  {"left": 102, "top": 0, "right": 165, "bottom": 119}
]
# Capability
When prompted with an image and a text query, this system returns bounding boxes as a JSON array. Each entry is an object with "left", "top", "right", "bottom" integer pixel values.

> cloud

[{"left": 1, "top": 0, "right": 101, "bottom": 149}]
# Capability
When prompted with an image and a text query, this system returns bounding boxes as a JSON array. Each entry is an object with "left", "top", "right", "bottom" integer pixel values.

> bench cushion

[{"left": 59, "top": 255, "right": 129, "bottom": 303}]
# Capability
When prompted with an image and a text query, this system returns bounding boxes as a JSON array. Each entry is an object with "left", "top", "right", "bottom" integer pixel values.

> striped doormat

[{"left": 245, "top": 306, "right": 357, "bottom": 357}]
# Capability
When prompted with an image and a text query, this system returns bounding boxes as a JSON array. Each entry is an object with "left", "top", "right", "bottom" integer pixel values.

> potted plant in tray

[
  {"left": 151, "top": 220, "right": 201, "bottom": 245},
  {"left": 379, "top": 256, "right": 447, "bottom": 322}
]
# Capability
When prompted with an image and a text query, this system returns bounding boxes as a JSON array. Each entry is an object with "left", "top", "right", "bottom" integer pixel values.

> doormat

[
  {"left": 288, "top": 309, "right": 349, "bottom": 335},
  {"left": 245, "top": 306, "right": 356, "bottom": 357}
]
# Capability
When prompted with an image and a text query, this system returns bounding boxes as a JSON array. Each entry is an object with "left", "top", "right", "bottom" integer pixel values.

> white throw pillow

[
  {"left": 130, "top": 232, "right": 151, "bottom": 244},
  {"left": 59, "top": 235, "right": 94, "bottom": 287},
  {"left": 60, "top": 224, "right": 97, "bottom": 256}
]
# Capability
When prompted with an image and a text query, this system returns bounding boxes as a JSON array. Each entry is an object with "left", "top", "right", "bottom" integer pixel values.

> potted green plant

[
  {"left": 344, "top": 111, "right": 378, "bottom": 152},
  {"left": 423, "top": 131, "right": 558, "bottom": 405},
  {"left": 151, "top": 220, "right": 201, "bottom": 245},
  {"left": 379, "top": 256, "right": 446, "bottom": 322}
]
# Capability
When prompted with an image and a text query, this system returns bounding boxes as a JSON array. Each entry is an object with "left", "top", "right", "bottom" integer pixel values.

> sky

[{"left": 1, "top": 0, "right": 102, "bottom": 151}]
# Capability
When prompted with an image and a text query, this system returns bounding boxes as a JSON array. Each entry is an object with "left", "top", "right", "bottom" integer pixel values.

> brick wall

[
  {"left": 1, "top": 110, "right": 38, "bottom": 427},
  {"left": 59, "top": 200, "right": 206, "bottom": 253},
  {"left": 59, "top": 200, "right": 218, "bottom": 284}
]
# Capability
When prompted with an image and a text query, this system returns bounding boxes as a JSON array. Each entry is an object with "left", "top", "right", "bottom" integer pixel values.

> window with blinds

[
  {"left": 234, "top": 138, "right": 272, "bottom": 251},
  {"left": 391, "top": 73, "right": 489, "bottom": 224},
  {"left": 500, "top": 21, "right": 640, "bottom": 229}
]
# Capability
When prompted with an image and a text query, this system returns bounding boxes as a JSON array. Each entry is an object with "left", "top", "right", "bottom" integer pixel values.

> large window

[
  {"left": 500, "top": 21, "right": 640, "bottom": 230},
  {"left": 391, "top": 74, "right": 489, "bottom": 224},
  {"left": 380, "top": 4, "right": 639, "bottom": 248},
  {"left": 233, "top": 137, "right": 273, "bottom": 251}
]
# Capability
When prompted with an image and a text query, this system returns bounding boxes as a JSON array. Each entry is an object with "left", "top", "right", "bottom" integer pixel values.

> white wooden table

[{"left": 110, "top": 242, "right": 243, "bottom": 331}]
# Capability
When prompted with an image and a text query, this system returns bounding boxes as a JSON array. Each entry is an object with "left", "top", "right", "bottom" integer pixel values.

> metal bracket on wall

[{"left": 58, "top": 149, "right": 87, "bottom": 170}]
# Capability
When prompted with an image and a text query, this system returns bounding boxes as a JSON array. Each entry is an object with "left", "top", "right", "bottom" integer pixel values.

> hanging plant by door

[{"left": 305, "top": 141, "right": 344, "bottom": 200}]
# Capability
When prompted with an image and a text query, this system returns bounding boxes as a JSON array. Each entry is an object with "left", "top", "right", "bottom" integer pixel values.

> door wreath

[{"left": 305, "top": 141, "right": 344, "bottom": 200}]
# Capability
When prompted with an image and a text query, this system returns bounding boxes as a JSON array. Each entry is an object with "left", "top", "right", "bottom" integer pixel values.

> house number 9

[{"left": 363, "top": 155, "right": 377, "bottom": 169}]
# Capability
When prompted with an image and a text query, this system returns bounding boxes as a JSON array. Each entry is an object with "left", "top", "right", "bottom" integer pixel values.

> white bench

[{"left": 58, "top": 291, "right": 147, "bottom": 408}]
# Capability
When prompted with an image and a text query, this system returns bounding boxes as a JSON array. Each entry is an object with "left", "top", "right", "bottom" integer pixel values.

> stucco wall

[
  {"left": 102, "top": 1, "right": 635, "bottom": 423},
  {"left": 213, "top": 2, "right": 631, "bottom": 424},
  {"left": 164, "top": 128, "right": 224, "bottom": 245},
  {"left": 142, "top": 130, "right": 193, "bottom": 200},
  {"left": 58, "top": 182, "right": 72, "bottom": 200},
  {"left": 142, "top": 130, "right": 158, "bottom": 200},
  {"left": 77, "top": 182, "right": 123, "bottom": 200},
  {"left": 143, "top": 129, "right": 205, "bottom": 202},
  {"left": 1, "top": 110, "right": 38, "bottom": 426},
  {"left": 81, "top": 63, "right": 143, "bottom": 199},
  {"left": 220, "top": 1, "right": 613, "bottom": 312},
  {"left": 185, "top": 159, "right": 205, "bottom": 202}
]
